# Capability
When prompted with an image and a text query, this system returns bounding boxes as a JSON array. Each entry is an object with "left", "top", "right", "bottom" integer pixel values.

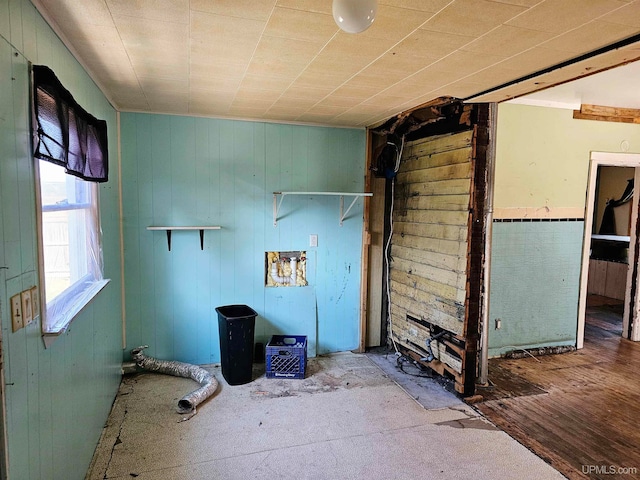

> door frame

[{"left": 578, "top": 151, "right": 640, "bottom": 348}]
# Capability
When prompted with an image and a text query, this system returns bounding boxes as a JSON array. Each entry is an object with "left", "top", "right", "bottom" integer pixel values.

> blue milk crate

[{"left": 266, "top": 335, "right": 307, "bottom": 379}]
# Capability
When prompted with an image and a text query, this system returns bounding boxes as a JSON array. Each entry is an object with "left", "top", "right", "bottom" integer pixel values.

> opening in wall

[{"left": 579, "top": 152, "right": 640, "bottom": 348}]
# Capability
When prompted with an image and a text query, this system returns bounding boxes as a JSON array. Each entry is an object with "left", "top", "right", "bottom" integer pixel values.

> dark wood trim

[{"left": 463, "top": 104, "right": 490, "bottom": 396}]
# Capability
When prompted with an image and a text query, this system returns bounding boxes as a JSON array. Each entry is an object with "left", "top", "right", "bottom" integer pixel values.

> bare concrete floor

[{"left": 86, "top": 352, "right": 564, "bottom": 480}]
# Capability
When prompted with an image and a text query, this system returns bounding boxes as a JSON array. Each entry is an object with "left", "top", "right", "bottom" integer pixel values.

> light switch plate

[
  {"left": 21, "top": 290, "right": 33, "bottom": 326},
  {"left": 10, "top": 294, "right": 23, "bottom": 332},
  {"left": 30, "top": 286, "right": 40, "bottom": 319},
  {"left": 309, "top": 234, "right": 318, "bottom": 247}
]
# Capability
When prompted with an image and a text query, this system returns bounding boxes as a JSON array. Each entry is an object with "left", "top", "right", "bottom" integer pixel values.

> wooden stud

[{"left": 573, "top": 104, "right": 640, "bottom": 124}]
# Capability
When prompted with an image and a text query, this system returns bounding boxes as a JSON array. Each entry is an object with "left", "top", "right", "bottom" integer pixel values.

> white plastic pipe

[
  {"left": 270, "top": 257, "right": 297, "bottom": 285},
  {"left": 291, "top": 258, "right": 297, "bottom": 285}
]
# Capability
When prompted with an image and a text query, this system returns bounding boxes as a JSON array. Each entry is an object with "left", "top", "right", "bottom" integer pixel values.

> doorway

[{"left": 578, "top": 152, "right": 640, "bottom": 348}]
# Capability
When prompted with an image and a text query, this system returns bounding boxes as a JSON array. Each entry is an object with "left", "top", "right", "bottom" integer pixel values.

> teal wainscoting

[
  {"left": 0, "top": 2, "right": 123, "bottom": 479},
  {"left": 488, "top": 220, "right": 584, "bottom": 357},
  {"left": 120, "top": 114, "right": 366, "bottom": 363}
]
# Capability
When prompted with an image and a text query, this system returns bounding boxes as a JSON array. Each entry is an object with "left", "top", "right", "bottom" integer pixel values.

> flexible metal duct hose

[{"left": 131, "top": 346, "right": 219, "bottom": 414}]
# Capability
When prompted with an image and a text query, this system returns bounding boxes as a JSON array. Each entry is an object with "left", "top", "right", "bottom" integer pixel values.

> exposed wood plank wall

[
  {"left": 371, "top": 99, "right": 490, "bottom": 395},
  {"left": 390, "top": 130, "right": 473, "bottom": 392}
]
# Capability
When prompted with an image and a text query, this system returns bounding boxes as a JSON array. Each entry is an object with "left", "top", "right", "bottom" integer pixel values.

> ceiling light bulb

[{"left": 332, "top": 0, "right": 377, "bottom": 34}]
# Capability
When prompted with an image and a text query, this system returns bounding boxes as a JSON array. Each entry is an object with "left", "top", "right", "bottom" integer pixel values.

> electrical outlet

[
  {"left": 309, "top": 234, "right": 318, "bottom": 247},
  {"left": 21, "top": 290, "right": 33, "bottom": 326},
  {"left": 10, "top": 294, "right": 23, "bottom": 332},
  {"left": 495, "top": 318, "right": 502, "bottom": 330}
]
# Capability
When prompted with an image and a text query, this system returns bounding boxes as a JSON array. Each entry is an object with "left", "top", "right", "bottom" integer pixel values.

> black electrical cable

[{"left": 394, "top": 354, "right": 434, "bottom": 378}]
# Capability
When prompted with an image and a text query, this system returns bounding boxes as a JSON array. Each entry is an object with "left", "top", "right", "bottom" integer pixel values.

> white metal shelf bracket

[
  {"left": 273, "top": 192, "right": 372, "bottom": 227},
  {"left": 273, "top": 193, "right": 287, "bottom": 227}
]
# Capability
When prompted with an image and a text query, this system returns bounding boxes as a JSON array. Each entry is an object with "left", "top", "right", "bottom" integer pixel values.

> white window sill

[{"left": 42, "top": 279, "right": 110, "bottom": 348}]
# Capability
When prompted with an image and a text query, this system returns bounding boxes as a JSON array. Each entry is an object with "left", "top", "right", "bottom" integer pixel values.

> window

[
  {"left": 32, "top": 65, "right": 109, "bottom": 335},
  {"left": 37, "top": 160, "right": 107, "bottom": 333}
]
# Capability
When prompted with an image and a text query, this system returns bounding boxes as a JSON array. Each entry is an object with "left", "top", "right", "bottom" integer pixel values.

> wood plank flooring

[{"left": 476, "top": 296, "right": 640, "bottom": 480}]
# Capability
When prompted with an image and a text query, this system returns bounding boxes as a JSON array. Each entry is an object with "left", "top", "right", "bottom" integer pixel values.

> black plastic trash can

[{"left": 216, "top": 305, "right": 257, "bottom": 385}]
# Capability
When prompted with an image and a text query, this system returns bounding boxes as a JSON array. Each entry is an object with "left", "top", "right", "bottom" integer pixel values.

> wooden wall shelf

[{"left": 147, "top": 226, "right": 221, "bottom": 251}]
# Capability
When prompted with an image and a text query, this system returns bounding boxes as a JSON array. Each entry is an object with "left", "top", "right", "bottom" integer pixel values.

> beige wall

[{"left": 494, "top": 103, "right": 640, "bottom": 219}]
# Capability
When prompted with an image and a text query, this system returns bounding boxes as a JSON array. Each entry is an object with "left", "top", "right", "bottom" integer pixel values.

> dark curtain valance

[{"left": 32, "top": 65, "right": 108, "bottom": 182}]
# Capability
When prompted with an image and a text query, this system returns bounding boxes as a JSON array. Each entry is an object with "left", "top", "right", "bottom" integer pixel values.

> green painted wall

[
  {"left": 120, "top": 113, "right": 366, "bottom": 363},
  {"left": 489, "top": 103, "right": 640, "bottom": 356},
  {"left": 488, "top": 221, "right": 583, "bottom": 357},
  {"left": 0, "top": 1, "right": 122, "bottom": 479}
]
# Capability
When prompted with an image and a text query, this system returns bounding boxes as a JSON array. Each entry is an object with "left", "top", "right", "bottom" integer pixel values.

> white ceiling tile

[
  {"left": 245, "top": 58, "right": 308, "bottom": 77},
  {"left": 33, "top": 0, "right": 640, "bottom": 126},
  {"left": 461, "top": 25, "right": 554, "bottom": 57},
  {"left": 190, "top": 0, "right": 276, "bottom": 21},
  {"left": 106, "top": 0, "right": 190, "bottom": 24},
  {"left": 392, "top": 29, "right": 476, "bottom": 59},
  {"left": 378, "top": 0, "right": 452, "bottom": 13},
  {"left": 422, "top": 0, "right": 528, "bottom": 37},
  {"left": 321, "top": 33, "right": 391, "bottom": 60},
  {"left": 506, "top": 0, "right": 630, "bottom": 33},
  {"left": 317, "top": 95, "right": 366, "bottom": 107},
  {"left": 111, "top": 86, "right": 149, "bottom": 110},
  {"left": 138, "top": 76, "right": 189, "bottom": 91},
  {"left": 46, "top": 0, "right": 114, "bottom": 27},
  {"left": 599, "top": 1, "right": 640, "bottom": 27},
  {"left": 228, "top": 106, "right": 271, "bottom": 117},
  {"left": 332, "top": 111, "right": 380, "bottom": 125},
  {"left": 147, "top": 91, "right": 189, "bottom": 112},
  {"left": 263, "top": 6, "right": 337, "bottom": 43},
  {"left": 114, "top": 13, "right": 189, "bottom": 43},
  {"left": 430, "top": 50, "right": 506, "bottom": 75},
  {"left": 497, "top": 46, "right": 583, "bottom": 73},
  {"left": 189, "top": 90, "right": 234, "bottom": 114},
  {"left": 430, "top": 79, "right": 486, "bottom": 98},
  {"left": 271, "top": 95, "right": 318, "bottom": 108},
  {"left": 231, "top": 96, "right": 277, "bottom": 109},
  {"left": 355, "top": 4, "right": 438, "bottom": 42},
  {"left": 283, "top": 83, "right": 336, "bottom": 99},
  {"left": 265, "top": 112, "right": 303, "bottom": 121},
  {"left": 361, "top": 94, "right": 410, "bottom": 107},
  {"left": 240, "top": 74, "right": 291, "bottom": 91},
  {"left": 491, "top": 0, "right": 545, "bottom": 6},
  {"left": 275, "top": 0, "right": 332, "bottom": 15},
  {"left": 296, "top": 112, "right": 338, "bottom": 123},
  {"left": 266, "top": 104, "right": 310, "bottom": 116},
  {"left": 190, "top": 11, "right": 265, "bottom": 61},
  {"left": 541, "top": 21, "right": 639, "bottom": 54},
  {"left": 293, "top": 71, "right": 345, "bottom": 90},
  {"left": 190, "top": 75, "right": 242, "bottom": 91}
]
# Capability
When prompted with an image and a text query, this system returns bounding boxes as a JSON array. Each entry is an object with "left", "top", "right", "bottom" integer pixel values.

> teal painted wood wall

[
  {"left": 0, "top": 1, "right": 123, "bottom": 479},
  {"left": 120, "top": 113, "right": 366, "bottom": 363},
  {"left": 488, "top": 221, "right": 583, "bottom": 357}
]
